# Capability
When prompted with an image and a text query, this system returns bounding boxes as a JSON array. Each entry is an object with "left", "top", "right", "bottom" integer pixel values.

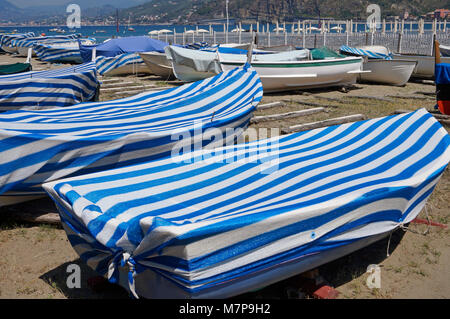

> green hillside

[{"left": 123, "top": 0, "right": 449, "bottom": 24}]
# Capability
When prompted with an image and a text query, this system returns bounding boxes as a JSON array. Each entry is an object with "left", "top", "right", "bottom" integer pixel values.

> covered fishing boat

[
  {"left": 0, "top": 62, "right": 32, "bottom": 75},
  {"left": 11, "top": 34, "right": 82, "bottom": 57},
  {"left": 79, "top": 36, "right": 167, "bottom": 76},
  {"left": 340, "top": 45, "right": 417, "bottom": 86},
  {"left": 219, "top": 47, "right": 363, "bottom": 93},
  {"left": 95, "top": 52, "right": 151, "bottom": 76},
  {"left": 0, "top": 62, "right": 99, "bottom": 111},
  {"left": 42, "top": 108, "right": 450, "bottom": 299},
  {"left": 0, "top": 49, "right": 32, "bottom": 75},
  {"left": 0, "top": 32, "right": 35, "bottom": 53},
  {"left": 166, "top": 45, "right": 311, "bottom": 84},
  {"left": 0, "top": 64, "right": 262, "bottom": 207},
  {"left": 33, "top": 38, "right": 95, "bottom": 64}
]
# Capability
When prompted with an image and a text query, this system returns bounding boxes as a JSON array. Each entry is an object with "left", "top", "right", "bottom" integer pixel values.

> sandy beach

[{"left": 0, "top": 52, "right": 449, "bottom": 299}]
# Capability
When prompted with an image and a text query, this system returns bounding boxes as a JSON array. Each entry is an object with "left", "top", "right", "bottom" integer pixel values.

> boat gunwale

[{"left": 220, "top": 56, "right": 363, "bottom": 68}]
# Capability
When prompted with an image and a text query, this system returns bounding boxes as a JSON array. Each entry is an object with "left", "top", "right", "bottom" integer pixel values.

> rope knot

[{"left": 108, "top": 251, "right": 139, "bottom": 299}]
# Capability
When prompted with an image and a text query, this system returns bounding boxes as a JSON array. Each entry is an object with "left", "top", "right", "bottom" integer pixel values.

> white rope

[{"left": 386, "top": 204, "right": 432, "bottom": 257}]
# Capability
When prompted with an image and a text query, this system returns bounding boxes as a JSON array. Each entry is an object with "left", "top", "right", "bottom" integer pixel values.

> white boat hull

[
  {"left": 393, "top": 54, "right": 450, "bottom": 79},
  {"left": 139, "top": 52, "right": 174, "bottom": 79},
  {"left": 172, "top": 62, "right": 217, "bottom": 82},
  {"left": 1, "top": 45, "right": 18, "bottom": 54},
  {"left": 221, "top": 57, "right": 363, "bottom": 93},
  {"left": 0, "top": 193, "right": 45, "bottom": 207},
  {"left": 17, "top": 46, "right": 35, "bottom": 57},
  {"left": 359, "top": 59, "right": 417, "bottom": 86}
]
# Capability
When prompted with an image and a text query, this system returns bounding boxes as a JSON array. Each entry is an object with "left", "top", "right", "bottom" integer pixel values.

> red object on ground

[
  {"left": 411, "top": 218, "right": 448, "bottom": 229},
  {"left": 41, "top": 33, "right": 46, "bottom": 36},
  {"left": 437, "top": 101, "right": 450, "bottom": 116},
  {"left": 312, "top": 285, "right": 340, "bottom": 299}
]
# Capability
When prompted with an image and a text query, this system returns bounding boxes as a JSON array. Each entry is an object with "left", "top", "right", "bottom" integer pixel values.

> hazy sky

[{"left": 9, "top": 0, "right": 148, "bottom": 8}]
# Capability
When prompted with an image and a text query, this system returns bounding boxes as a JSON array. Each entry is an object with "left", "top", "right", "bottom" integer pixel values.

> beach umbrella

[
  {"left": 158, "top": 29, "right": 173, "bottom": 34},
  {"left": 197, "top": 29, "right": 209, "bottom": 33},
  {"left": 148, "top": 30, "right": 159, "bottom": 35}
]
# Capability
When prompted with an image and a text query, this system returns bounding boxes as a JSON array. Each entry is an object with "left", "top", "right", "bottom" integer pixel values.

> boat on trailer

[
  {"left": 0, "top": 65, "right": 262, "bottom": 207},
  {"left": 42, "top": 108, "right": 450, "bottom": 299}
]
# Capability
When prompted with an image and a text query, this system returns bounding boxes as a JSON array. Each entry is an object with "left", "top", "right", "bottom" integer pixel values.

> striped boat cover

[
  {"left": 32, "top": 37, "right": 91, "bottom": 63},
  {"left": 42, "top": 108, "right": 450, "bottom": 298},
  {"left": 0, "top": 32, "right": 35, "bottom": 47},
  {"left": 95, "top": 53, "right": 145, "bottom": 75},
  {"left": 184, "top": 42, "right": 210, "bottom": 50},
  {"left": 0, "top": 62, "right": 99, "bottom": 111},
  {"left": 0, "top": 65, "right": 262, "bottom": 201},
  {"left": 10, "top": 34, "right": 82, "bottom": 49},
  {"left": 340, "top": 45, "right": 393, "bottom": 60}
]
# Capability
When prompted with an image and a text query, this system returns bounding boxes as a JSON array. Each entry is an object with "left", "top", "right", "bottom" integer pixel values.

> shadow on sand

[{"left": 40, "top": 259, "right": 129, "bottom": 299}]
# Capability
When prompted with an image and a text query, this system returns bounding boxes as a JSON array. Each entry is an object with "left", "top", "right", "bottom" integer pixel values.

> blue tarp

[
  {"left": 435, "top": 63, "right": 450, "bottom": 85},
  {"left": 80, "top": 36, "right": 168, "bottom": 62}
]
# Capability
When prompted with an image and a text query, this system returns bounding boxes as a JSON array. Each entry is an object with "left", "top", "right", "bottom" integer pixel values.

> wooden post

[
  {"left": 434, "top": 36, "right": 441, "bottom": 64},
  {"left": 314, "top": 34, "right": 317, "bottom": 48},
  {"left": 302, "top": 25, "right": 306, "bottom": 48},
  {"left": 431, "top": 33, "right": 436, "bottom": 56},
  {"left": 346, "top": 24, "right": 349, "bottom": 45},
  {"left": 276, "top": 21, "right": 279, "bottom": 34},
  {"left": 397, "top": 32, "right": 402, "bottom": 53},
  {"left": 401, "top": 19, "right": 404, "bottom": 34},
  {"left": 382, "top": 18, "right": 386, "bottom": 34}
]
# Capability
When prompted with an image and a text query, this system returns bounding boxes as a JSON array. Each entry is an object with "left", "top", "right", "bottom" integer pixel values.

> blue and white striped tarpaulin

[
  {"left": 184, "top": 42, "right": 210, "bottom": 50},
  {"left": 95, "top": 53, "right": 145, "bottom": 75},
  {"left": 0, "top": 32, "right": 35, "bottom": 47},
  {"left": 340, "top": 45, "right": 393, "bottom": 60},
  {"left": 0, "top": 65, "right": 262, "bottom": 203},
  {"left": 42, "top": 108, "right": 450, "bottom": 299},
  {"left": 10, "top": 34, "right": 82, "bottom": 49},
  {"left": 33, "top": 41, "right": 88, "bottom": 64},
  {"left": 0, "top": 62, "right": 99, "bottom": 111}
]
